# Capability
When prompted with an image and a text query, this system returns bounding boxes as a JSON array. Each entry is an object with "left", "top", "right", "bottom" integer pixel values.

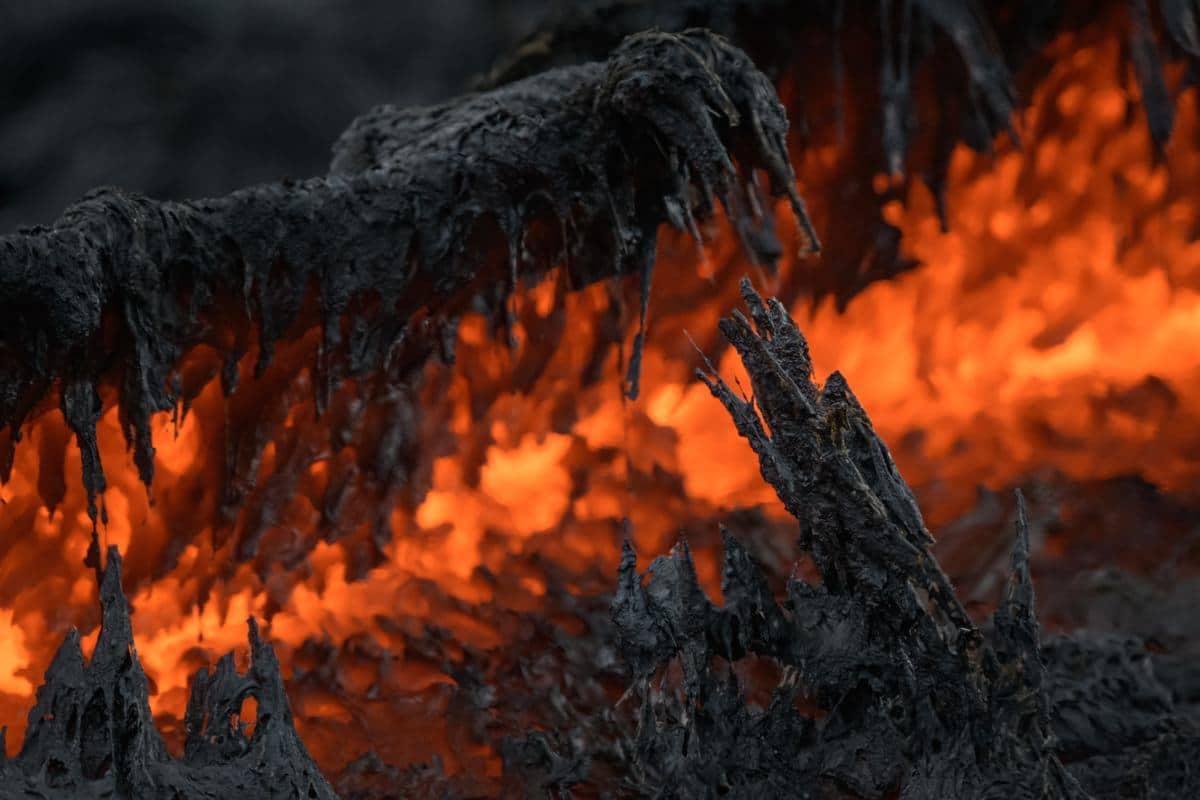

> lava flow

[{"left": 1, "top": 17, "right": 1199, "bottom": 786}]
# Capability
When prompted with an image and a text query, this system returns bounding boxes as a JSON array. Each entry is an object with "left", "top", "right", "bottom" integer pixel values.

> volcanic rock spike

[
  {"left": 179, "top": 617, "right": 336, "bottom": 799},
  {"left": 0, "top": 543, "right": 337, "bottom": 799},
  {"left": 614, "top": 282, "right": 1097, "bottom": 797},
  {"left": 0, "top": 29, "right": 815, "bottom": 523},
  {"left": 613, "top": 537, "right": 672, "bottom": 681},
  {"left": 1129, "top": 0, "right": 1176, "bottom": 150},
  {"left": 8, "top": 543, "right": 170, "bottom": 797},
  {"left": 991, "top": 489, "right": 1049, "bottom": 732},
  {"left": 700, "top": 277, "right": 972, "bottom": 634}
]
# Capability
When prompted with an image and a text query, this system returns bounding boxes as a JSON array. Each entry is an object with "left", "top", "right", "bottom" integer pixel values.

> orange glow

[
  {"left": 0, "top": 23, "right": 1198, "bottom": 780},
  {"left": 797, "top": 34, "right": 1200, "bottom": 521},
  {"left": 0, "top": 608, "right": 32, "bottom": 696}
]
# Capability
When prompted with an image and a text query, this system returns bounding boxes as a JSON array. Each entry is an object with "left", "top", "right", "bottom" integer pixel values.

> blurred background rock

[{"left": 0, "top": 0, "right": 556, "bottom": 231}]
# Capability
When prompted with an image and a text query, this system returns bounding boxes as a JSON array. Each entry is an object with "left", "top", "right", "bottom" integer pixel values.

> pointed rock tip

[
  {"left": 822, "top": 370, "right": 851, "bottom": 396},
  {"left": 737, "top": 277, "right": 771, "bottom": 325},
  {"left": 98, "top": 545, "right": 125, "bottom": 600},
  {"left": 721, "top": 527, "right": 748, "bottom": 559},
  {"left": 1012, "top": 489, "right": 1031, "bottom": 563},
  {"left": 670, "top": 536, "right": 693, "bottom": 561},
  {"left": 247, "top": 616, "right": 275, "bottom": 663},
  {"left": 620, "top": 536, "right": 638, "bottom": 564},
  {"left": 721, "top": 531, "right": 757, "bottom": 594},
  {"left": 214, "top": 651, "right": 238, "bottom": 675},
  {"left": 48, "top": 626, "right": 85, "bottom": 671}
]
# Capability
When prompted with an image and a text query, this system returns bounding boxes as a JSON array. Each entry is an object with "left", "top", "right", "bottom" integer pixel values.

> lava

[
  {"left": 1, "top": 17, "right": 1199, "bottom": 789},
  {"left": 800, "top": 31, "right": 1200, "bottom": 521}
]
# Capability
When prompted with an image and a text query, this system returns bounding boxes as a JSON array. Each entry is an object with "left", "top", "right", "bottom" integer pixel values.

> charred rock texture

[
  {"left": 0, "top": 29, "right": 814, "bottom": 529},
  {"left": 0, "top": 539, "right": 335, "bottom": 799},
  {"left": 485, "top": 0, "right": 1200, "bottom": 303},
  {"left": 486, "top": 0, "right": 1020, "bottom": 156},
  {"left": 482, "top": 0, "right": 1017, "bottom": 302},
  {"left": 594, "top": 280, "right": 1200, "bottom": 798}
]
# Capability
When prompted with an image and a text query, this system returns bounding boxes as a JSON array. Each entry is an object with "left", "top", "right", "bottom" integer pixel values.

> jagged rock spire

[
  {"left": 0, "top": 539, "right": 337, "bottom": 799},
  {"left": 614, "top": 282, "right": 1090, "bottom": 798}
]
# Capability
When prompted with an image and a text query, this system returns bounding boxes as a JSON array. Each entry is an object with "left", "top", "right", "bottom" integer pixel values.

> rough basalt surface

[
  {"left": 502, "top": 281, "right": 1200, "bottom": 798},
  {"left": 0, "top": 539, "right": 335, "bottom": 799},
  {"left": 489, "top": 0, "right": 1200, "bottom": 166}
]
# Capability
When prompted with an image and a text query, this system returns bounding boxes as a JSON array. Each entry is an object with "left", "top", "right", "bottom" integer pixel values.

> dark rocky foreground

[
  {"left": 568, "top": 281, "right": 1200, "bottom": 798},
  {"left": 0, "top": 539, "right": 335, "bottom": 799},
  {"left": 7, "top": 283, "right": 1196, "bottom": 798}
]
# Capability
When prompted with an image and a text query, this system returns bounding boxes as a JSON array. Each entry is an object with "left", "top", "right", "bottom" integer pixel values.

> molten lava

[
  {"left": 1, "top": 23, "right": 1199, "bottom": 784},
  {"left": 799, "top": 33, "right": 1200, "bottom": 521}
]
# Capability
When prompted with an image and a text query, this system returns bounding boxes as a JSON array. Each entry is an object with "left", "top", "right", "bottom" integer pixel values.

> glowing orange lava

[{"left": 801, "top": 34, "right": 1200, "bottom": 520}]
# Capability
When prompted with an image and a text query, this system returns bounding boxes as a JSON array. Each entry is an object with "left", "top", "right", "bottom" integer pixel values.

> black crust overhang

[
  {"left": 486, "top": 0, "right": 1200, "bottom": 304},
  {"left": 0, "top": 28, "right": 813, "bottom": 799},
  {"left": 0, "top": 29, "right": 815, "bottom": 524}
]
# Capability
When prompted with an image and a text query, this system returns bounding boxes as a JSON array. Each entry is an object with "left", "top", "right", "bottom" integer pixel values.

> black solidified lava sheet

[{"left": 487, "top": 0, "right": 1200, "bottom": 305}]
